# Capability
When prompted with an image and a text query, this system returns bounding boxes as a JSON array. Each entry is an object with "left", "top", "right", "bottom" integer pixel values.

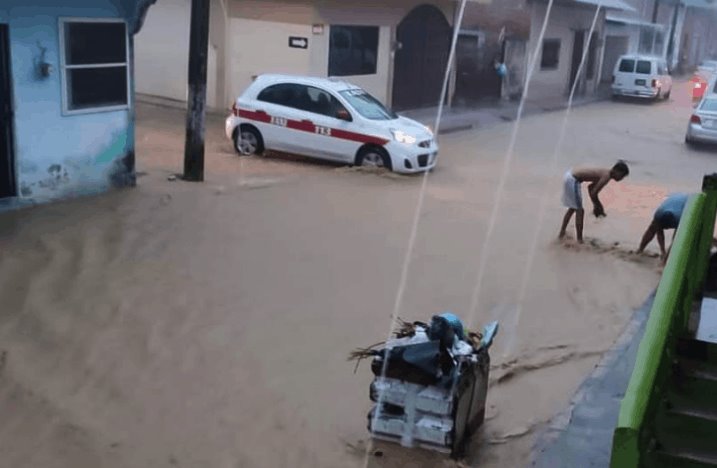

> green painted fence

[{"left": 610, "top": 174, "right": 717, "bottom": 468}]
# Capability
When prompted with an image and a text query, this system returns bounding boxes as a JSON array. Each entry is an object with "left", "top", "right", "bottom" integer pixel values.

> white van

[{"left": 612, "top": 55, "right": 673, "bottom": 100}]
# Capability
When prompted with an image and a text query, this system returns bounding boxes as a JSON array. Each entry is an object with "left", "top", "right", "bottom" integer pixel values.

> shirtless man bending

[{"left": 558, "top": 161, "right": 630, "bottom": 243}]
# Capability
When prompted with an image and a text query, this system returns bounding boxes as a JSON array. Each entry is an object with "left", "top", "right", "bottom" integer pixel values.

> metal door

[
  {"left": 569, "top": 30, "right": 586, "bottom": 94},
  {"left": 392, "top": 5, "right": 451, "bottom": 111}
]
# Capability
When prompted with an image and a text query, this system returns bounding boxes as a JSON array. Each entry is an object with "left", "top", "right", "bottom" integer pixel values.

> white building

[
  {"left": 135, "top": 0, "right": 492, "bottom": 111},
  {"left": 526, "top": 0, "right": 625, "bottom": 102},
  {"left": 135, "top": 0, "right": 229, "bottom": 110},
  {"left": 601, "top": 0, "right": 670, "bottom": 83}
]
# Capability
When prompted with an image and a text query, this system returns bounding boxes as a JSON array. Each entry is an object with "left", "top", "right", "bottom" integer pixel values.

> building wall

[
  {"left": 453, "top": 0, "right": 530, "bottom": 102},
  {"left": 227, "top": 0, "right": 455, "bottom": 106},
  {"left": 678, "top": 6, "right": 717, "bottom": 72},
  {"left": 135, "top": 0, "right": 191, "bottom": 103},
  {"left": 605, "top": 23, "right": 641, "bottom": 55},
  {"left": 135, "top": 0, "right": 227, "bottom": 109},
  {"left": 136, "top": 0, "right": 455, "bottom": 109},
  {"left": 601, "top": 28, "right": 632, "bottom": 82},
  {"left": 226, "top": 17, "right": 393, "bottom": 103},
  {"left": 0, "top": 0, "right": 138, "bottom": 206},
  {"left": 461, "top": 0, "right": 530, "bottom": 40},
  {"left": 227, "top": 18, "right": 313, "bottom": 100},
  {"left": 527, "top": 1, "right": 605, "bottom": 101}
]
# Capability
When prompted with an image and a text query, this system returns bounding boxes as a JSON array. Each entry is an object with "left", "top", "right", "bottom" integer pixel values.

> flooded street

[{"left": 1, "top": 89, "right": 714, "bottom": 467}]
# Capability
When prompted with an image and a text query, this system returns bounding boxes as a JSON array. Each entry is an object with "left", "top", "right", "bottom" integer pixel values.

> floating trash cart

[{"left": 357, "top": 313, "right": 498, "bottom": 457}]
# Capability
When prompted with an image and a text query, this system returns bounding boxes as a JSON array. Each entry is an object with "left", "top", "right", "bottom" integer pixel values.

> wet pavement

[{"left": 531, "top": 294, "right": 654, "bottom": 467}]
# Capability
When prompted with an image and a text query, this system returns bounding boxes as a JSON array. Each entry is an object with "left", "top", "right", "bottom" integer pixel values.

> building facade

[
  {"left": 526, "top": 0, "right": 615, "bottom": 102},
  {"left": 134, "top": 0, "right": 228, "bottom": 110},
  {"left": 136, "top": 0, "right": 474, "bottom": 112},
  {"left": 602, "top": 0, "right": 717, "bottom": 79},
  {"left": 0, "top": 0, "right": 155, "bottom": 209},
  {"left": 456, "top": 0, "right": 531, "bottom": 104},
  {"left": 677, "top": 2, "right": 717, "bottom": 73}
]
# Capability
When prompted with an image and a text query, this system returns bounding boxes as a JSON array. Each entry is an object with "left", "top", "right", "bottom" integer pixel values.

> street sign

[{"left": 288, "top": 36, "right": 308, "bottom": 49}]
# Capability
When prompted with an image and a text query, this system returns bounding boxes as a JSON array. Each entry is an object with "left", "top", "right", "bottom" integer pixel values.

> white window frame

[{"left": 59, "top": 17, "right": 131, "bottom": 115}]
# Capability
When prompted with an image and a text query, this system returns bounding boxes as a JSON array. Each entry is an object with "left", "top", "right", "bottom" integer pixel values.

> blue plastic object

[{"left": 439, "top": 312, "right": 465, "bottom": 340}]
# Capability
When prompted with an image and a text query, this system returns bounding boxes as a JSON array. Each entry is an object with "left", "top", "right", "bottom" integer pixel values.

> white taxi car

[{"left": 225, "top": 75, "right": 438, "bottom": 173}]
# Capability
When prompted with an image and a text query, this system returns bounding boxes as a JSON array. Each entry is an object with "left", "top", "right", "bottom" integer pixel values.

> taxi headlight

[{"left": 391, "top": 129, "right": 417, "bottom": 145}]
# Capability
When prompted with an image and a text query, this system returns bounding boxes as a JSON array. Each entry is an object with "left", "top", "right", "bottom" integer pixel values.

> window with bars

[{"left": 61, "top": 20, "right": 129, "bottom": 113}]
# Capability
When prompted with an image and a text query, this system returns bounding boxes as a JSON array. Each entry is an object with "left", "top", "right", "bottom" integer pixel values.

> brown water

[{"left": 2, "top": 94, "right": 707, "bottom": 467}]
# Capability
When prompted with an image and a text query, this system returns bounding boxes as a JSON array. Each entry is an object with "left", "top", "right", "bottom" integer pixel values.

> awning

[
  {"left": 605, "top": 14, "right": 666, "bottom": 28},
  {"left": 681, "top": 0, "right": 717, "bottom": 9},
  {"left": 573, "top": 0, "right": 636, "bottom": 12}
]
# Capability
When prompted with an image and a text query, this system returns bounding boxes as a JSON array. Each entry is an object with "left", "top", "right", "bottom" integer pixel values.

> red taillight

[
  {"left": 651, "top": 79, "right": 658, "bottom": 88},
  {"left": 691, "top": 114, "right": 702, "bottom": 124},
  {"left": 231, "top": 103, "right": 239, "bottom": 117}
]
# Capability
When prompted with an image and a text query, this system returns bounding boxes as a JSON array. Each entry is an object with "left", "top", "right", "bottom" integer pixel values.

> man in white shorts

[{"left": 558, "top": 161, "right": 630, "bottom": 243}]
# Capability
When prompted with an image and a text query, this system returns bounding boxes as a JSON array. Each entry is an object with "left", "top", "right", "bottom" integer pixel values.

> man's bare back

[
  {"left": 559, "top": 162, "right": 629, "bottom": 243},
  {"left": 571, "top": 167, "right": 612, "bottom": 184}
]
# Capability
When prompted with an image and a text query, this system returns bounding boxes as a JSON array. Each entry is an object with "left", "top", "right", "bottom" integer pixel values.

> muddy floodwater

[{"left": 1, "top": 91, "right": 713, "bottom": 467}]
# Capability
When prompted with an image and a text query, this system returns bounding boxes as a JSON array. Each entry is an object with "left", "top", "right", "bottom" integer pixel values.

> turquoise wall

[{"left": 0, "top": 1, "right": 143, "bottom": 206}]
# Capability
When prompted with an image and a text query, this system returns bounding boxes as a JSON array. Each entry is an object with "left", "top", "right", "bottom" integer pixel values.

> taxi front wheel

[{"left": 356, "top": 146, "right": 392, "bottom": 170}]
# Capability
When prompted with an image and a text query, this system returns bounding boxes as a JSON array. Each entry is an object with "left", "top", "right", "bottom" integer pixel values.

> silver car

[{"left": 686, "top": 96, "right": 717, "bottom": 146}]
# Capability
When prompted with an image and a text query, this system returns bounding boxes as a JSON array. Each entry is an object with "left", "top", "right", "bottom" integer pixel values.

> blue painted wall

[{"left": 0, "top": 0, "right": 145, "bottom": 206}]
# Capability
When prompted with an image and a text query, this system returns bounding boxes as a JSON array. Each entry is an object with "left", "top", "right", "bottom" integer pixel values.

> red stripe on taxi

[
  {"left": 331, "top": 128, "right": 389, "bottom": 146},
  {"left": 238, "top": 108, "right": 389, "bottom": 146}
]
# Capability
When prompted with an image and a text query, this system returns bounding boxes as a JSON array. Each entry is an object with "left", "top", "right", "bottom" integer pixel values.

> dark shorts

[{"left": 654, "top": 193, "right": 689, "bottom": 230}]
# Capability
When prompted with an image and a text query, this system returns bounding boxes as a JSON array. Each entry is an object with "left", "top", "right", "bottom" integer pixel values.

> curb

[
  {"left": 435, "top": 96, "right": 608, "bottom": 136},
  {"left": 530, "top": 292, "right": 655, "bottom": 467}
]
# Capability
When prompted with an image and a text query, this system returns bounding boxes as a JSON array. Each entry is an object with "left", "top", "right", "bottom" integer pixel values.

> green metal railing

[{"left": 610, "top": 174, "right": 717, "bottom": 468}]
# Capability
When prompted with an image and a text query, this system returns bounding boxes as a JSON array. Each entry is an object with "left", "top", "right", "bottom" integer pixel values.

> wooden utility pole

[
  {"left": 183, "top": 0, "right": 210, "bottom": 182},
  {"left": 666, "top": 1, "right": 680, "bottom": 68}
]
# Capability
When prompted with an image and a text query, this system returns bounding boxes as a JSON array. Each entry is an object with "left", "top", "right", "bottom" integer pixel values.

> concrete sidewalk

[
  {"left": 530, "top": 293, "right": 654, "bottom": 467},
  {"left": 403, "top": 88, "right": 611, "bottom": 136}
]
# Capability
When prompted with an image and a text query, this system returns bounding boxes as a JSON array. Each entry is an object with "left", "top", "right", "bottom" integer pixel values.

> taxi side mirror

[{"left": 336, "top": 109, "right": 352, "bottom": 122}]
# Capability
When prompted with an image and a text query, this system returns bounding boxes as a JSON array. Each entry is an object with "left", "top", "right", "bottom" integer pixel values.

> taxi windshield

[{"left": 340, "top": 89, "right": 398, "bottom": 121}]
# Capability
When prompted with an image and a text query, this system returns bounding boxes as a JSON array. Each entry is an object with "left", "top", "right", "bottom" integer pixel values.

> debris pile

[{"left": 350, "top": 313, "right": 498, "bottom": 457}]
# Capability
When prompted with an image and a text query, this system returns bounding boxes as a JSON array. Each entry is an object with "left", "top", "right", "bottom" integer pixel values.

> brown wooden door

[
  {"left": 392, "top": 5, "right": 451, "bottom": 111},
  {"left": 455, "top": 34, "right": 481, "bottom": 104},
  {"left": 569, "top": 30, "right": 586, "bottom": 93}
]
